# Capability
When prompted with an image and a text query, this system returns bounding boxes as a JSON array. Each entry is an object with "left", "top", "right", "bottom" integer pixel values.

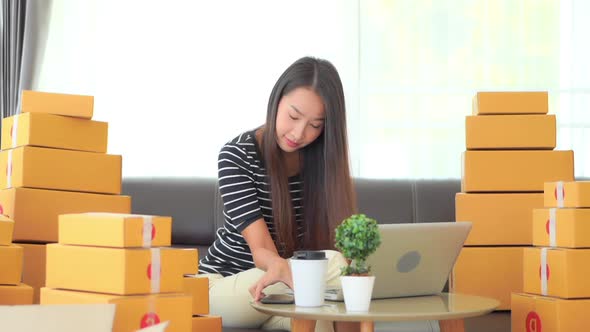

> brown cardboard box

[
  {"left": 512, "top": 293, "right": 590, "bottom": 332},
  {"left": 465, "top": 114, "right": 555, "bottom": 150},
  {"left": 183, "top": 276, "right": 209, "bottom": 316},
  {"left": 0, "top": 146, "right": 122, "bottom": 194},
  {"left": 452, "top": 247, "right": 523, "bottom": 310},
  {"left": 21, "top": 90, "right": 93, "bottom": 119},
  {"left": 59, "top": 213, "right": 172, "bottom": 248},
  {"left": 177, "top": 248, "right": 199, "bottom": 275},
  {"left": 0, "top": 215, "right": 14, "bottom": 245},
  {"left": 0, "top": 284, "right": 33, "bottom": 305},
  {"left": 0, "top": 245, "right": 23, "bottom": 285},
  {"left": 192, "top": 316, "right": 222, "bottom": 332},
  {"left": 46, "top": 244, "right": 186, "bottom": 295},
  {"left": 523, "top": 247, "right": 590, "bottom": 298},
  {"left": 544, "top": 181, "right": 590, "bottom": 208},
  {"left": 456, "top": 193, "right": 543, "bottom": 245},
  {"left": 0, "top": 187, "right": 131, "bottom": 242},
  {"left": 472, "top": 91, "right": 548, "bottom": 115},
  {"left": 41, "top": 288, "right": 192, "bottom": 332},
  {"left": 1, "top": 113, "right": 108, "bottom": 152},
  {"left": 19, "top": 243, "right": 46, "bottom": 304},
  {"left": 461, "top": 150, "right": 574, "bottom": 192},
  {"left": 533, "top": 208, "right": 590, "bottom": 248}
]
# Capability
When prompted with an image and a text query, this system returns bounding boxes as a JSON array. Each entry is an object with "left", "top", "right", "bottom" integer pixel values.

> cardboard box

[
  {"left": 183, "top": 276, "right": 209, "bottom": 315},
  {"left": 177, "top": 248, "right": 199, "bottom": 275},
  {"left": 452, "top": 247, "right": 523, "bottom": 310},
  {"left": 19, "top": 243, "right": 46, "bottom": 304},
  {"left": 41, "top": 288, "right": 192, "bottom": 332},
  {"left": 59, "top": 213, "right": 172, "bottom": 248},
  {"left": 0, "top": 245, "right": 23, "bottom": 285},
  {"left": 21, "top": 90, "right": 93, "bottom": 119},
  {"left": 465, "top": 114, "right": 555, "bottom": 150},
  {"left": 456, "top": 193, "right": 543, "bottom": 245},
  {"left": 0, "top": 303, "right": 115, "bottom": 332},
  {"left": 0, "top": 146, "right": 122, "bottom": 194},
  {"left": 0, "top": 284, "right": 34, "bottom": 305},
  {"left": 192, "top": 316, "right": 222, "bottom": 332},
  {"left": 461, "top": 150, "right": 574, "bottom": 192},
  {"left": 0, "top": 187, "right": 131, "bottom": 242},
  {"left": 533, "top": 208, "right": 590, "bottom": 248},
  {"left": 0, "top": 215, "right": 14, "bottom": 245},
  {"left": 1, "top": 113, "right": 108, "bottom": 152},
  {"left": 524, "top": 247, "right": 590, "bottom": 298},
  {"left": 544, "top": 181, "right": 590, "bottom": 208},
  {"left": 512, "top": 293, "right": 590, "bottom": 332},
  {"left": 46, "top": 244, "right": 186, "bottom": 295},
  {"left": 472, "top": 91, "right": 548, "bottom": 115}
]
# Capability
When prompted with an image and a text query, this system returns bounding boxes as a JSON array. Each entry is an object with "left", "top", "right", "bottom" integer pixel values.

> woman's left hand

[{"left": 249, "top": 257, "right": 293, "bottom": 301}]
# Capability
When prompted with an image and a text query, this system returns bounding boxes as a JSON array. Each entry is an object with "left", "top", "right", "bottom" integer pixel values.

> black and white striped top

[{"left": 199, "top": 130, "right": 304, "bottom": 276}]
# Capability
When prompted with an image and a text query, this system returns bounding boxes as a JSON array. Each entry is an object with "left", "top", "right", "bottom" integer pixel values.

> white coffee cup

[{"left": 290, "top": 251, "right": 328, "bottom": 307}]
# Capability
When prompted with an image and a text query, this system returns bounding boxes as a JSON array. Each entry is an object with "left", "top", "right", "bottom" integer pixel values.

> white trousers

[{"left": 200, "top": 250, "right": 347, "bottom": 331}]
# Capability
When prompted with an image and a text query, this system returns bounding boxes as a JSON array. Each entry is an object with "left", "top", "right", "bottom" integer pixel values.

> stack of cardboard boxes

[
  {"left": 186, "top": 274, "right": 221, "bottom": 332},
  {"left": 0, "top": 215, "right": 33, "bottom": 305},
  {"left": 40, "top": 212, "right": 202, "bottom": 331},
  {"left": 512, "top": 181, "right": 590, "bottom": 331},
  {"left": 39, "top": 211, "right": 220, "bottom": 332},
  {"left": 453, "top": 92, "right": 574, "bottom": 310},
  {"left": 0, "top": 90, "right": 132, "bottom": 303}
]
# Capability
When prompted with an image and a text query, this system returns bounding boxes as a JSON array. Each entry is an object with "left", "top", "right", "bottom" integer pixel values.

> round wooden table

[{"left": 251, "top": 293, "right": 499, "bottom": 332}]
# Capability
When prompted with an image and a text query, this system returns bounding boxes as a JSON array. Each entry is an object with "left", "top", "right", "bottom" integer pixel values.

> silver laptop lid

[{"left": 368, "top": 222, "right": 471, "bottom": 299}]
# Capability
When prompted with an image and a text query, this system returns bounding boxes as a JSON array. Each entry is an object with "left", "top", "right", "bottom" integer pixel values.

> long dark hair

[{"left": 261, "top": 56, "right": 356, "bottom": 257}]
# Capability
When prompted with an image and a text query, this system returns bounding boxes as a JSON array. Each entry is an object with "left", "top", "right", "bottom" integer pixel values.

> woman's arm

[{"left": 242, "top": 218, "right": 293, "bottom": 301}]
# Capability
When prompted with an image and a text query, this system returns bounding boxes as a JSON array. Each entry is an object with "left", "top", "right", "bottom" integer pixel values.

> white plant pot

[{"left": 340, "top": 275, "right": 375, "bottom": 312}]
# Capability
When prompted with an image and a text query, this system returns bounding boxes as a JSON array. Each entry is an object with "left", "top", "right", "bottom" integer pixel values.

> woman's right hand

[
  {"left": 249, "top": 256, "right": 293, "bottom": 302},
  {"left": 241, "top": 219, "right": 294, "bottom": 301}
]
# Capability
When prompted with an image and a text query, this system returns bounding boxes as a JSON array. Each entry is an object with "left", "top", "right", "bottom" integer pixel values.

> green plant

[{"left": 335, "top": 214, "right": 381, "bottom": 276}]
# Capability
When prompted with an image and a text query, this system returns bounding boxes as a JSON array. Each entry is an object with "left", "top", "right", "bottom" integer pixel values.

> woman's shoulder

[
  {"left": 219, "top": 129, "right": 260, "bottom": 161},
  {"left": 226, "top": 129, "right": 258, "bottom": 146},
  {"left": 222, "top": 129, "right": 258, "bottom": 150}
]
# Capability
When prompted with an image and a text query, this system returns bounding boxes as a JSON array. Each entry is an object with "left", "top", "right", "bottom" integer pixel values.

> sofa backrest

[{"left": 122, "top": 177, "right": 461, "bottom": 247}]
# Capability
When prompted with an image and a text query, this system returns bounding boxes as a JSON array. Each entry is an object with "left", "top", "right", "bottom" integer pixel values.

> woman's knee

[
  {"left": 324, "top": 250, "right": 347, "bottom": 270},
  {"left": 209, "top": 293, "right": 269, "bottom": 328}
]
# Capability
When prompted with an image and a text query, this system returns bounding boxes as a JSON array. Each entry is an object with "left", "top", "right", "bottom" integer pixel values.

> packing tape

[
  {"left": 147, "top": 244, "right": 159, "bottom": 322},
  {"left": 11, "top": 115, "right": 19, "bottom": 148},
  {"left": 151, "top": 248, "right": 161, "bottom": 293},
  {"left": 6, "top": 150, "right": 13, "bottom": 188},
  {"left": 143, "top": 216, "right": 154, "bottom": 248},
  {"left": 549, "top": 208, "right": 557, "bottom": 247},
  {"left": 556, "top": 181, "right": 565, "bottom": 208},
  {"left": 541, "top": 248, "right": 548, "bottom": 296}
]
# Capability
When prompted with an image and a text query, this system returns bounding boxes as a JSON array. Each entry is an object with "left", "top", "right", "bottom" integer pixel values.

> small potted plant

[{"left": 335, "top": 213, "right": 381, "bottom": 311}]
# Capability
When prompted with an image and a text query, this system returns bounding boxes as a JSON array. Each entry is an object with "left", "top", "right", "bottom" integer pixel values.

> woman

[{"left": 199, "top": 57, "right": 357, "bottom": 331}]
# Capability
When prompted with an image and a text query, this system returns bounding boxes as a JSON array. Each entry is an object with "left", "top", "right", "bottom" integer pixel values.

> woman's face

[{"left": 275, "top": 87, "right": 325, "bottom": 153}]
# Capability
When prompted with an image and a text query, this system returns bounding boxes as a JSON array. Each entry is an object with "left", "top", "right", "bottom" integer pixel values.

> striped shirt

[{"left": 199, "top": 130, "right": 304, "bottom": 276}]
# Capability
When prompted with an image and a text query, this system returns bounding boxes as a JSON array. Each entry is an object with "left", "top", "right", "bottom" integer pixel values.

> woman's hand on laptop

[{"left": 249, "top": 257, "right": 294, "bottom": 302}]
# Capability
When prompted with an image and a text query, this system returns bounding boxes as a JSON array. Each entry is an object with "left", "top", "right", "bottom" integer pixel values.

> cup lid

[{"left": 292, "top": 251, "right": 326, "bottom": 260}]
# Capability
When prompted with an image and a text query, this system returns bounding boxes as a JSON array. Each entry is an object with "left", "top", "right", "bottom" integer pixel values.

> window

[
  {"left": 34, "top": 1, "right": 589, "bottom": 178},
  {"left": 359, "top": 0, "right": 589, "bottom": 178}
]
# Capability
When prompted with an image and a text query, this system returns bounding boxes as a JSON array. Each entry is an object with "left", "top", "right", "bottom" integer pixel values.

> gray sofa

[{"left": 122, "top": 177, "right": 510, "bottom": 332}]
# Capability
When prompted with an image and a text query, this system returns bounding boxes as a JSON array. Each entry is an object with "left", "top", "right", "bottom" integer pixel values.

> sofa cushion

[
  {"left": 355, "top": 179, "right": 414, "bottom": 224},
  {"left": 414, "top": 179, "right": 461, "bottom": 223}
]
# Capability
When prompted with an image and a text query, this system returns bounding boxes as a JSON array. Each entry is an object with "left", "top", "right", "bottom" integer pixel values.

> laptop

[{"left": 325, "top": 221, "right": 471, "bottom": 301}]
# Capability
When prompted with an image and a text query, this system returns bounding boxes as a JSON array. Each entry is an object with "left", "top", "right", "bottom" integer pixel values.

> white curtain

[{"left": 33, "top": 0, "right": 589, "bottom": 179}]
